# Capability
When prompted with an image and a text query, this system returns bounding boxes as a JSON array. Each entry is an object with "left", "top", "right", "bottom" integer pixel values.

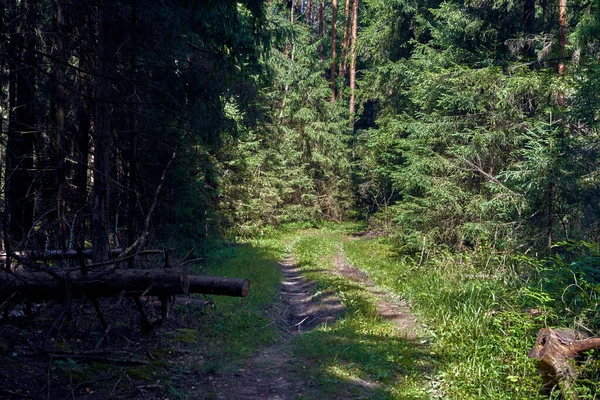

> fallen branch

[
  {"left": 0, "top": 249, "right": 164, "bottom": 262},
  {"left": 39, "top": 350, "right": 149, "bottom": 366},
  {"left": 0, "top": 268, "right": 249, "bottom": 302}
]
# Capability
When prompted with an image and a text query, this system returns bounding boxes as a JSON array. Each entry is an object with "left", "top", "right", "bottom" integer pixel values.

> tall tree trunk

[
  {"left": 127, "top": 0, "right": 139, "bottom": 267},
  {"left": 52, "top": 0, "right": 68, "bottom": 250},
  {"left": 306, "top": 0, "right": 312, "bottom": 24},
  {"left": 331, "top": 0, "right": 337, "bottom": 101},
  {"left": 92, "top": 0, "right": 112, "bottom": 262},
  {"left": 279, "top": 0, "right": 297, "bottom": 122},
  {"left": 338, "top": 0, "right": 351, "bottom": 99},
  {"left": 74, "top": 10, "right": 93, "bottom": 251},
  {"left": 318, "top": 1, "right": 325, "bottom": 59},
  {"left": 542, "top": 0, "right": 550, "bottom": 33},
  {"left": 349, "top": 0, "right": 358, "bottom": 129},
  {"left": 557, "top": 0, "right": 567, "bottom": 106},
  {"left": 7, "top": 0, "right": 36, "bottom": 244}
]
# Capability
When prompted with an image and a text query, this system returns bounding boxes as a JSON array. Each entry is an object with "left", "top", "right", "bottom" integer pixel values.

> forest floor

[
  {"left": 210, "top": 232, "right": 427, "bottom": 399},
  {"left": 0, "top": 228, "right": 433, "bottom": 400},
  {"left": 212, "top": 249, "right": 420, "bottom": 399}
]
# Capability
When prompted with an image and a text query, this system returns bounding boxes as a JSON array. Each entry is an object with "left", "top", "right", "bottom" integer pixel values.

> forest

[{"left": 1, "top": 0, "right": 600, "bottom": 398}]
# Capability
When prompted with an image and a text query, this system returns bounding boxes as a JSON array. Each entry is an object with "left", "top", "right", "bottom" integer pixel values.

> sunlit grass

[
  {"left": 285, "top": 226, "right": 433, "bottom": 399},
  {"left": 344, "top": 238, "right": 543, "bottom": 399}
]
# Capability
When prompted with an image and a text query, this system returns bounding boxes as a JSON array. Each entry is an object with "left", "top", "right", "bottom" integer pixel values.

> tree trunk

[
  {"left": 52, "top": 0, "right": 68, "bottom": 250},
  {"left": 349, "top": 0, "right": 358, "bottom": 129},
  {"left": 7, "top": 0, "right": 36, "bottom": 244},
  {"left": 318, "top": 1, "right": 325, "bottom": 59},
  {"left": 557, "top": 0, "right": 567, "bottom": 106},
  {"left": 92, "top": 0, "right": 112, "bottom": 262},
  {"left": 127, "top": 0, "right": 139, "bottom": 267},
  {"left": 306, "top": 0, "right": 312, "bottom": 24},
  {"left": 338, "top": 0, "right": 351, "bottom": 100},
  {"left": 73, "top": 5, "right": 94, "bottom": 252},
  {"left": 331, "top": 0, "right": 337, "bottom": 101},
  {"left": 0, "top": 248, "right": 165, "bottom": 262},
  {"left": 0, "top": 269, "right": 249, "bottom": 302},
  {"left": 523, "top": 0, "right": 535, "bottom": 57}
]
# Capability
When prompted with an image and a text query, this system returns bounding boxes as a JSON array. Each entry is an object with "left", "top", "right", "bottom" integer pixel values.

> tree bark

[
  {"left": 73, "top": 4, "right": 94, "bottom": 251},
  {"left": 0, "top": 269, "right": 249, "bottom": 302},
  {"left": 349, "top": 0, "right": 358, "bottom": 129},
  {"left": 7, "top": 0, "right": 36, "bottom": 244},
  {"left": 52, "top": 0, "right": 68, "bottom": 250},
  {"left": 528, "top": 328, "right": 600, "bottom": 398},
  {"left": 306, "top": 0, "right": 312, "bottom": 24},
  {"left": 331, "top": 0, "right": 337, "bottom": 101},
  {"left": 318, "top": 1, "right": 325, "bottom": 59},
  {"left": 338, "top": 0, "right": 351, "bottom": 100},
  {"left": 92, "top": 0, "right": 112, "bottom": 262},
  {"left": 557, "top": 0, "right": 567, "bottom": 106},
  {"left": 127, "top": 0, "right": 139, "bottom": 267}
]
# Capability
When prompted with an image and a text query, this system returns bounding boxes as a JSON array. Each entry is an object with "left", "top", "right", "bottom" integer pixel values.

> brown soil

[
  {"left": 333, "top": 248, "right": 418, "bottom": 338},
  {"left": 210, "top": 257, "right": 345, "bottom": 399},
  {"left": 212, "top": 250, "right": 419, "bottom": 399}
]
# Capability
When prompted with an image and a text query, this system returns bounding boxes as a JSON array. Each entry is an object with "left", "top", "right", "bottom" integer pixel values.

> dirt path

[
  {"left": 213, "top": 257, "right": 345, "bottom": 399},
  {"left": 211, "top": 240, "right": 421, "bottom": 399},
  {"left": 334, "top": 246, "right": 418, "bottom": 338}
]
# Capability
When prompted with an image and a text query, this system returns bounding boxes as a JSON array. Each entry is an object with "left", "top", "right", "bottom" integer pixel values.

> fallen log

[
  {"left": 0, "top": 268, "right": 249, "bottom": 302},
  {"left": 528, "top": 327, "right": 600, "bottom": 398},
  {"left": 0, "top": 248, "right": 164, "bottom": 262}
]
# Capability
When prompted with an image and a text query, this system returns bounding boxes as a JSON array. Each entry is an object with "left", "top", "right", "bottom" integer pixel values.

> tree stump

[{"left": 528, "top": 328, "right": 600, "bottom": 398}]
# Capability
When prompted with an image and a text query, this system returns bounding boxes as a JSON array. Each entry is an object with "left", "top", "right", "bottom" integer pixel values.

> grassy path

[
  {"left": 197, "top": 223, "right": 544, "bottom": 399},
  {"left": 205, "top": 225, "right": 435, "bottom": 399}
]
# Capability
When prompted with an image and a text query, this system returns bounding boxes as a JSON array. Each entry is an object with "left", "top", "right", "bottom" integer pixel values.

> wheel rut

[
  {"left": 212, "top": 257, "right": 345, "bottom": 399},
  {"left": 212, "top": 247, "right": 419, "bottom": 399},
  {"left": 333, "top": 248, "right": 418, "bottom": 338}
]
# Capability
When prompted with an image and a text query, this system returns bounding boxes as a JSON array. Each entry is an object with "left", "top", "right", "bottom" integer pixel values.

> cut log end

[{"left": 241, "top": 279, "right": 249, "bottom": 297}]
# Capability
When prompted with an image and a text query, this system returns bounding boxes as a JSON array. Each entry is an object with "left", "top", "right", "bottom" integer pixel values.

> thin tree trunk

[
  {"left": 7, "top": 0, "right": 36, "bottom": 244},
  {"left": 318, "top": 1, "right": 325, "bottom": 59},
  {"left": 127, "top": 0, "right": 139, "bottom": 267},
  {"left": 349, "top": 0, "right": 358, "bottom": 129},
  {"left": 74, "top": 26, "right": 92, "bottom": 251},
  {"left": 92, "top": 0, "right": 112, "bottom": 262},
  {"left": 306, "top": 0, "right": 312, "bottom": 24},
  {"left": 279, "top": 1, "right": 297, "bottom": 122},
  {"left": 338, "top": 0, "right": 351, "bottom": 99},
  {"left": 557, "top": 0, "right": 567, "bottom": 106},
  {"left": 52, "top": 0, "right": 68, "bottom": 250},
  {"left": 542, "top": 0, "right": 550, "bottom": 33},
  {"left": 331, "top": 0, "right": 337, "bottom": 101},
  {"left": 523, "top": 0, "right": 535, "bottom": 57}
]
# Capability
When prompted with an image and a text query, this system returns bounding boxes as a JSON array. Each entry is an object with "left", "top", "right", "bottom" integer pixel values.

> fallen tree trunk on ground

[
  {"left": 528, "top": 327, "right": 600, "bottom": 398},
  {"left": 0, "top": 248, "right": 164, "bottom": 262},
  {"left": 0, "top": 268, "right": 249, "bottom": 302}
]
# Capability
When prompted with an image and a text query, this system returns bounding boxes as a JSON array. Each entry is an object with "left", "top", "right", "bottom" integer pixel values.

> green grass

[
  {"left": 343, "top": 238, "right": 543, "bottom": 399},
  {"left": 282, "top": 225, "right": 435, "bottom": 399},
  {"left": 188, "top": 237, "right": 286, "bottom": 372},
  {"left": 181, "top": 223, "right": 600, "bottom": 398}
]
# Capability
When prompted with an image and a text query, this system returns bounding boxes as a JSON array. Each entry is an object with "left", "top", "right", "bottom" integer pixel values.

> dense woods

[{"left": 2, "top": 0, "right": 600, "bottom": 397}]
